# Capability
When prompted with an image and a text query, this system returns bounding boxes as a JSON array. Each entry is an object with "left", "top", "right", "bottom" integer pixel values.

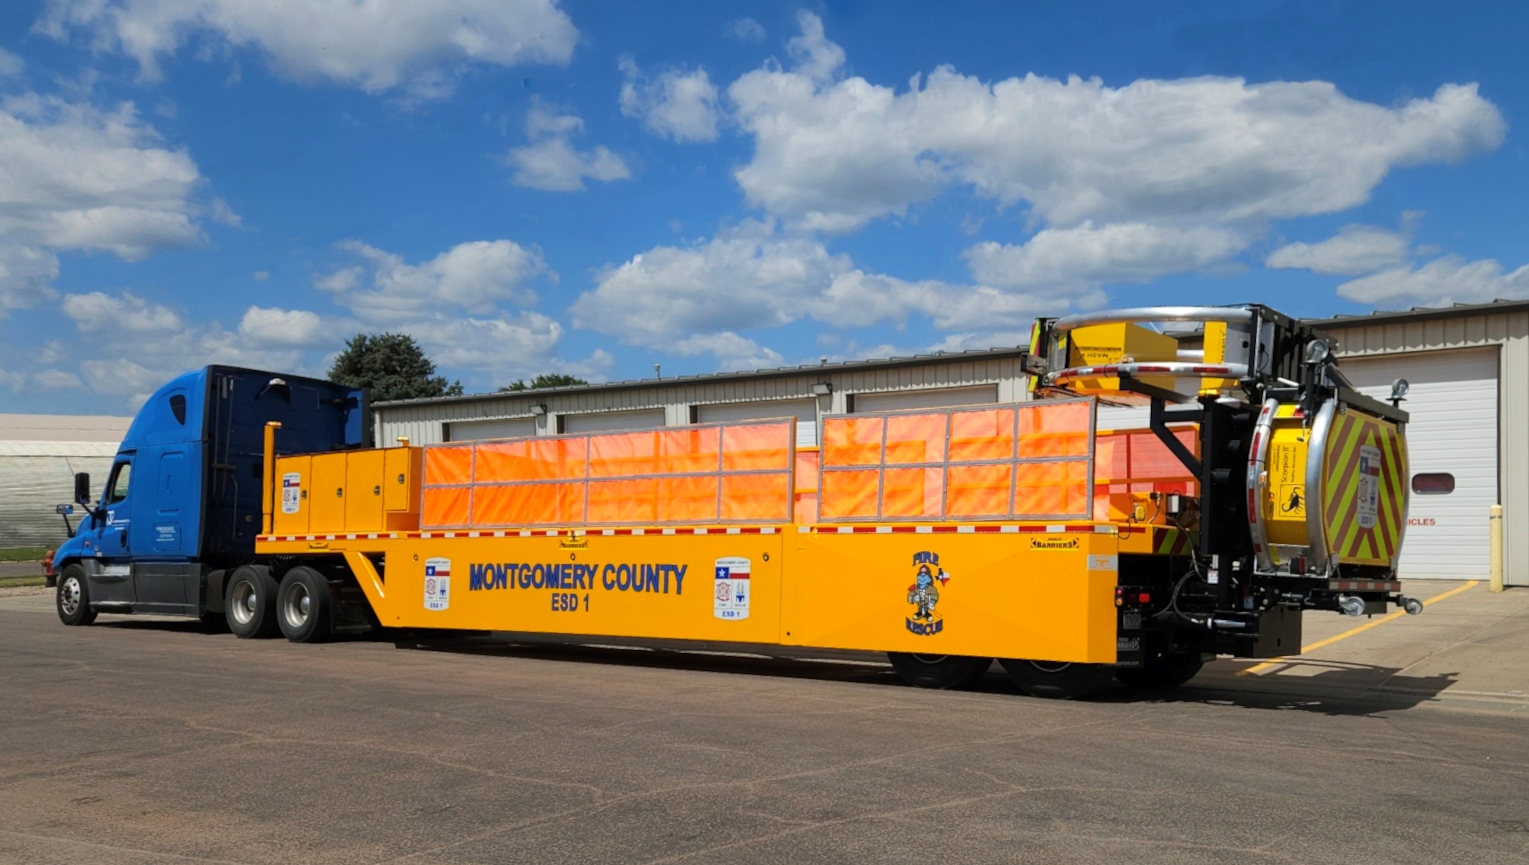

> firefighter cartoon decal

[{"left": 905, "top": 551, "right": 950, "bottom": 636}]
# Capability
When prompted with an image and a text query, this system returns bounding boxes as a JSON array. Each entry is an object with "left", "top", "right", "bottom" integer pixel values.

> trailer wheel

[
  {"left": 1000, "top": 659, "right": 1112, "bottom": 699},
  {"left": 56, "top": 565, "right": 96, "bottom": 626},
  {"left": 887, "top": 653, "right": 992, "bottom": 690},
  {"left": 227, "top": 565, "right": 279, "bottom": 639},
  {"left": 277, "top": 567, "right": 332, "bottom": 644},
  {"left": 1114, "top": 652, "right": 1204, "bottom": 691}
]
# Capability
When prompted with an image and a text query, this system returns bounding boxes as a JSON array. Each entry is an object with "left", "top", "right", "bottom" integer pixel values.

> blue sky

[{"left": 1, "top": 0, "right": 1525, "bottom": 414}]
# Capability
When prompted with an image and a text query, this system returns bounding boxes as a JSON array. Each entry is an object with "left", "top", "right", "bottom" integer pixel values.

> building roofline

[
  {"left": 1303, "top": 298, "right": 1529, "bottom": 329},
  {"left": 374, "top": 345, "right": 1028, "bottom": 409}
]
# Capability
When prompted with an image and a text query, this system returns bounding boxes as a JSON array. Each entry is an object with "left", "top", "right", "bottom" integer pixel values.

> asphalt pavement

[{"left": 1, "top": 584, "right": 1526, "bottom": 865}]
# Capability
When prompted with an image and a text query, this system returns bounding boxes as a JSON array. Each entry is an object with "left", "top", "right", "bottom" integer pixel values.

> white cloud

[
  {"left": 1265, "top": 225, "right": 1411, "bottom": 276},
  {"left": 726, "top": 18, "right": 766, "bottom": 43},
  {"left": 207, "top": 196, "right": 242, "bottom": 227},
  {"left": 237, "top": 306, "right": 327, "bottom": 348},
  {"left": 0, "top": 93, "right": 205, "bottom": 316},
  {"left": 571, "top": 221, "right": 1079, "bottom": 359},
  {"left": 965, "top": 223, "right": 1248, "bottom": 290},
  {"left": 318, "top": 239, "right": 546, "bottom": 315},
  {"left": 61, "top": 290, "right": 184, "bottom": 332},
  {"left": 729, "top": 13, "right": 1504, "bottom": 235},
  {"left": 0, "top": 48, "right": 23, "bottom": 78},
  {"left": 298, "top": 238, "right": 584, "bottom": 378},
  {"left": 37, "top": 0, "right": 579, "bottom": 96},
  {"left": 619, "top": 56, "right": 721, "bottom": 143},
  {"left": 1336, "top": 256, "right": 1529, "bottom": 307},
  {"left": 672, "top": 332, "right": 783, "bottom": 370},
  {"left": 33, "top": 368, "right": 85, "bottom": 389},
  {"left": 504, "top": 102, "right": 631, "bottom": 191}
]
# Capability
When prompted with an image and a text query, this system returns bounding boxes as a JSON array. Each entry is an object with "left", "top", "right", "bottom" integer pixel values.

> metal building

[
  {"left": 0, "top": 414, "right": 130, "bottom": 548},
  {"left": 1308, "top": 299, "right": 1529, "bottom": 587}
]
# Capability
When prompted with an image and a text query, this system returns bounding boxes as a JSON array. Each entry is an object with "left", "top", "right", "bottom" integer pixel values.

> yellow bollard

[{"left": 1490, "top": 504, "right": 1504, "bottom": 593}]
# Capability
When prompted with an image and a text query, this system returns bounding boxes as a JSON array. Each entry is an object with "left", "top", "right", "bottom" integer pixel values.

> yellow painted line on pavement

[{"left": 1237, "top": 580, "right": 1480, "bottom": 676}]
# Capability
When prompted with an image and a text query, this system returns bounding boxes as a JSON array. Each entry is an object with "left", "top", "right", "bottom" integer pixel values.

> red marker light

[{"left": 1137, "top": 592, "right": 1152, "bottom": 605}]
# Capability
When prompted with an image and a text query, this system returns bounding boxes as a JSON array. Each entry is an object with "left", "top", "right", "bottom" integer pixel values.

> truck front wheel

[
  {"left": 277, "top": 567, "right": 332, "bottom": 644},
  {"left": 1000, "top": 659, "right": 1112, "bottom": 699},
  {"left": 227, "top": 565, "right": 279, "bottom": 639},
  {"left": 887, "top": 653, "right": 992, "bottom": 689},
  {"left": 56, "top": 565, "right": 96, "bottom": 626}
]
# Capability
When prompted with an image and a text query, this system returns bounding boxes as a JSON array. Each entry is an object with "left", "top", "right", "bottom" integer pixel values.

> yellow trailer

[{"left": 217, "top": 304, "right": 1421, "bottom": 699}]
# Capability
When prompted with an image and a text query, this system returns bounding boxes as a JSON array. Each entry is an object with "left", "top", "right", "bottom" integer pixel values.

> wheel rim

[
  {"left": 1028, "top": 660, "right": 1072, "bottom": 674},
  {"left": 230, "top": 579, "right": 257, "bottom": 626},
  {"left": 60, "top": 577, "right": 81, "bottom": 615},
  {"left": 282, "top": 583, "right": 310, "bottom": 630}
]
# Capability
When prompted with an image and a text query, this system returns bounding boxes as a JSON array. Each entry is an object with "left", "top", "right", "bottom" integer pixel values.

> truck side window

[
  {"left": 169, "top": 394, "right": 187, "bottom": 425},
  {"left": 106, "top": 462, "right": 132, "bottom": 504}
]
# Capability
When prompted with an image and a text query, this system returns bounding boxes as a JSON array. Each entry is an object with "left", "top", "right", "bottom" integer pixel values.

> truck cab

[{"left": 53, "top": 366, "right": 366, "bottom": 624}]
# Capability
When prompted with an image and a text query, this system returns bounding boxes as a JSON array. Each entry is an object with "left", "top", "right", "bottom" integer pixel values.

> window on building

[{"left": 1411, "top": 473, "right": 1455, "bottom": 495}]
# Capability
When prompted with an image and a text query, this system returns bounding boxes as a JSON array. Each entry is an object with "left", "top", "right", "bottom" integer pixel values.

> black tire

[
  {"left": 887, "top": 653, "right": 993, "bottom": 690},
  {"left": 277, "top": 567, "right": 332, "bottom": 644},
  {"left": 1001, "top": 658, "right": 1113, "bottom": 699},
  {"left": 227, "top": 565, "right": 280, "bottom": 639},
  {"left": 56, "top": 564, "right": 96, "bottom": 626},
  {"left": 1115, "top": 652, "right": 1205, "bottom": 691}
]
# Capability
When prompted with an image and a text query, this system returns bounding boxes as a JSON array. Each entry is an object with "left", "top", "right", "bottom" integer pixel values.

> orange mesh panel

[
  {"left": 658, "top": 427, "right": 721, "bottom": 474},
  {"left": 720, "top": 422, "right": 792, "bottom": 472},
  {"left": 884, "top": 413, "right": 947, "bottom": 465},
  {"left": 656, "top": 475, "right": 720, "bottom": 522},
  {"left": 1092, "top": 432, "right": 1129, "bottom": 483},
  {"left": 819, "top": 469, "right": 880, "bottom": 519},
  {"left": 421, "top": 486, "right": 470, "bottom": 528},
  {"left": 529, "top": 438, "right": 588, "bottom": 480},
  {"left": 949, "top": 408, "right": 1015, "bottom": 462},
  {"left": 880, "top": 467, "right": 944, "bottom": 518},
  {"left": 471, "top": 483, "right": 585, "bottom": 526},
  {"left": 794, "top": 449, "right": 820, "bottom": 492},
  {"left": 720, "top": 473, "right": 791, "bottom": 522},
  {"left": 821, "top": 417, "right": 884, "bottom": 466},
  {"left": 586, "top": 478, "right": 657, "bottom": 523},
  {"left": 793, "top": 492, "right": 818, "bottom": 524},
  {"left": 473, "top": 440, "right": 529, "bottom": 483},
  {"left": 588, "top": 431, "right": 659, "bottom": 478},
  {"left": 1125, "top": 429, "right": 1197, "bottom": 483},
  {"left": 423, "top": 446, "right": 473, "bottom": 486},
  {"left": 1018, "top": 401, "right": 1092, "bottom": 458},
  {"left": 1014, "top": 460, "right": 1090, "bottom": 517},
  {"left": 945, "top": 464, "right": 1012, "bottom": 517}
]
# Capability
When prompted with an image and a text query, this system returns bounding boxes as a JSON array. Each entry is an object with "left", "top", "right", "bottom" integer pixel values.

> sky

[{"left": 0, "top": 0, "right": 1526, "bottom": 415}]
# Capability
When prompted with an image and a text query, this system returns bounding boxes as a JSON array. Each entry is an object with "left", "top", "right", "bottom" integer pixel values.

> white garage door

[
  {"left": 697, "top": 399, "right": 818, "bottom": 447},
  {"left": 447, "top": 416, "right": 537, "bottom": 442},
  {"left": 561, "top": 408, "right": 666, "bottom": 434},
  {"left": 1342, "top": 348, "right": 1498, "bottom": 580},
  {"left": 851, "top": 384, "right": 998, "bottom": 413}
]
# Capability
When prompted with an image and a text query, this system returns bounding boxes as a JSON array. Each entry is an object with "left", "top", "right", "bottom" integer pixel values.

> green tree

[
  {"left": 327, "top": 333, "right": 464, "bottom": 402},
  {"left": 500, "top": 373, "right": 588, "bottom": 392}
]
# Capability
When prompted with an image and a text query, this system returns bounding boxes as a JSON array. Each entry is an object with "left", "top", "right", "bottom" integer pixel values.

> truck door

[
  {"left": 130, "top": 448, "right": 198, "bottom": 614},
  {"left": 86, "top": 458, "right": 136, "bottom": 605}
]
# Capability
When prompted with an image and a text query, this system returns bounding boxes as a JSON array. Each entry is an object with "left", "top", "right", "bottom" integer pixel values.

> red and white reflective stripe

[
  {"left": 259, "top": 526, "right": 782, "bottom": 541},
  {"left": 1327, "top": 580, "right": 1400, "bottom": 593},
  {"left": 818, "top": 524, "right": 1112, "bottom": 535}
]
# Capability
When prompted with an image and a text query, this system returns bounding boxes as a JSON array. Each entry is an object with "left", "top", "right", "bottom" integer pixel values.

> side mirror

[
  {"left": 55, "top": 504, "right": 74, "bottom": 515},
  {"left": 74, "top": 472, "right": 91, "bottom": 507}
]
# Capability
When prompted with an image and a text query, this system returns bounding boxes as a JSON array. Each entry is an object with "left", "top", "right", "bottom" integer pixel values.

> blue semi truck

[{"left": 52, "top": 366, "right": 368, "bottom": 625}]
